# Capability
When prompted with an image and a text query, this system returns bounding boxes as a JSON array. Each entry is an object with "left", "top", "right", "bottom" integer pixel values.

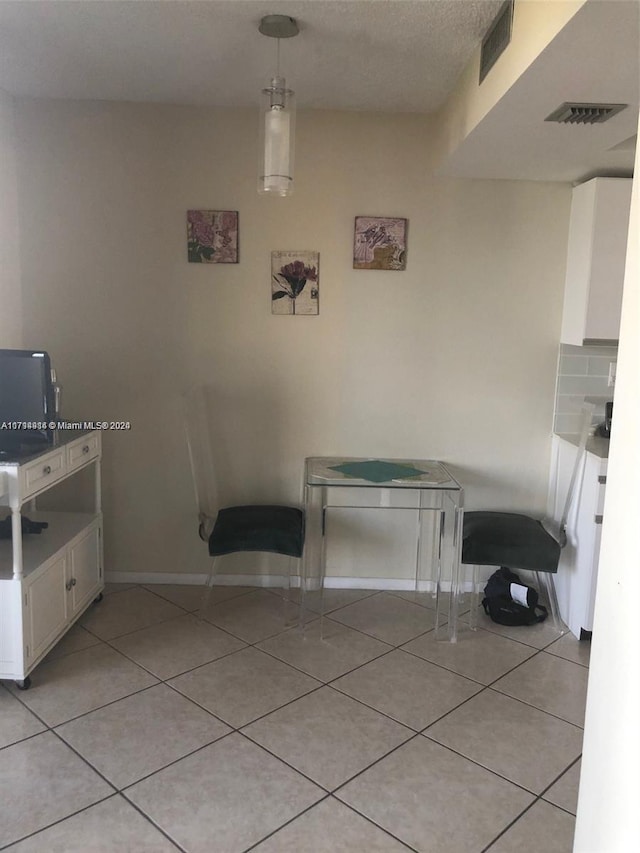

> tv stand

[{"left": 0, "top": 430, "right": 103, "bottom": 687}]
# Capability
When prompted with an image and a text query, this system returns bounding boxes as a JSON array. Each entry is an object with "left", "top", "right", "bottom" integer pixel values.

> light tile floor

[{"left": 0, "top": 584, "right": 588, "bottom": 852}]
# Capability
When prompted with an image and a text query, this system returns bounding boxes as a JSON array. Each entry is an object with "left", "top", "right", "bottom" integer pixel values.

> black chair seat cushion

[
  {"left": 462, "top": 511, "right": 561, "bottom": 574},
  {"left": 209, "top": 505, "right": 304, "bottom": 558}
]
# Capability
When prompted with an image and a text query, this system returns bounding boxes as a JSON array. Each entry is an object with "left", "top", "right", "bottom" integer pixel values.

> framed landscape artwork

[
  {"left": 271, "top": 251, "right": 319, "bottom": 315},
  {"left": 187, "top": 210, "right": 239, "bottom": 263},
  {"left": 353, "top": 216, "right": 407, "bottom": 270}
]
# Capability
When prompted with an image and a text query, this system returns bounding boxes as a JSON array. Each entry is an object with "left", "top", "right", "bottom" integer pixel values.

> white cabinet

[
  {"left": 561, "top": 177, "right": 632, "bottom": 345},
  {"left": 68, "top": 525, "right": 102, "bottom": 617},
  {"left": 25, "top": 554, "right": 68, "bottom": 664},
  {"left": 548, "top": 435, "right": 606, "bottom": 638},
  {"left": 0, "top": 431, "right": 103, "bottom": 686}
]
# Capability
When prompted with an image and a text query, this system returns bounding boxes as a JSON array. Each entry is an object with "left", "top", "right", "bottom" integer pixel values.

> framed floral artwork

[
  {"left": 353, "top": 216, "right": 407, "bottom": 270},
  {"left": 187, "top": 210, "right": 239, "bottom": 263},
  {"left": 271, "top": 251, "right": 319, "bottom": 315}
]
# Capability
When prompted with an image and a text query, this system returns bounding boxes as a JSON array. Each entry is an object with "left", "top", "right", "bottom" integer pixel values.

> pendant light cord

[{"left": 276, "top": 37, "right": 281, "bottom": 78}]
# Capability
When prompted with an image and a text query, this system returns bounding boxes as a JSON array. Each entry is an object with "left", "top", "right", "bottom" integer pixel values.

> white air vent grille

[
  {"left": 545, "top": 103, "right": 628, "bottom": 125},
  {"left": 479, "top": 0, "right": 514, "bottom": 84}
]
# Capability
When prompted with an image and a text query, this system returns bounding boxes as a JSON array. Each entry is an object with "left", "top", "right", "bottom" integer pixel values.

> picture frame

[
  {"left": 353, "top": 216, "right": 407, "bottom": 270},
  {"left": 187, "top": 210, "right": 239, "bottom": 263},
  {"left": 271, "top": 251, "right": 320, "bottom": 315}
]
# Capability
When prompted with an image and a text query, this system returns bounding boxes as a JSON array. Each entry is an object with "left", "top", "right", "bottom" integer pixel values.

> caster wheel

[
  {"left": 15, "top": 676, "right": 31, "bottom": 690},
  {"left": 94, "top": 592, "right": 104, "bottom": 603}
]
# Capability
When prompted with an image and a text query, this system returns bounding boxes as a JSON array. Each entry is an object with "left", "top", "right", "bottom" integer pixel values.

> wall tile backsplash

[{"left": 554, "top": 343, "right": 616, "bottom": 434}]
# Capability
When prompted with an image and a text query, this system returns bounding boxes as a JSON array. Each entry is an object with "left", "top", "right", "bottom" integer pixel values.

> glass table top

[{"left": 305, "top": 457, "right": 461, "bottom": 490}]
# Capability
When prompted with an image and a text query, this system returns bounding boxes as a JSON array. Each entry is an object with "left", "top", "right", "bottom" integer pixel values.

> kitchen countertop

[{"left": 556, "top": 432, "right": 610, "bottom": 459}]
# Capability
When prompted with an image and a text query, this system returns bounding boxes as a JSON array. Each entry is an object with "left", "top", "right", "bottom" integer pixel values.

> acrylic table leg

[
  {"left": 447, "top": 499, "right": 464, "bottom": 643},
  {"left": 435, "top": 506, "right": 447, "bottom": 640},
  {"left": 318, "top": 487, "right": 328, "bottom": 639},
  {"left": 11, "top": 505, "right": 23, "bottom": 580},
  {"left": 299, "top": 483, "right": 326, "bottom": 631}
]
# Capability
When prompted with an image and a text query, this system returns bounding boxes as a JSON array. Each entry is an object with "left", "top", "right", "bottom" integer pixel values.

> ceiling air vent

[
  {"left": 545, "top": 103, "right": 628, "bottom": 125},
  {"left": 479, "top": 0, "right": 514, "bottom": 84}
]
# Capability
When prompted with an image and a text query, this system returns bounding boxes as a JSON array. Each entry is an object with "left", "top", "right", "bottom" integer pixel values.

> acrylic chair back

[{"left": 183, "top": 385, "right": 220, "bottom": 539}]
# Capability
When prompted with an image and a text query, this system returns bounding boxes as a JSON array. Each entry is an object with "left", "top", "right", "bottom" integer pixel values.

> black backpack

[{"left": 482, "top": 567, "right": 548, "bottom": 626}]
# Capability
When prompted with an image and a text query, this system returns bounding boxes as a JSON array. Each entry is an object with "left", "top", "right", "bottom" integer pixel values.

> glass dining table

[{"left": 301, "top": 457, "right": 465, "bottom": 642}]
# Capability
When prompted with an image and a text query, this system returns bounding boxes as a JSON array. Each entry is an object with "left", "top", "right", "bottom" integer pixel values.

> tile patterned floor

[{"left": 0, "top": 584, "right": 589, "bottom": 852}]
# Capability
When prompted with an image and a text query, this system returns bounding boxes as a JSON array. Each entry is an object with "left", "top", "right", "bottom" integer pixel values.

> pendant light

[{"left": 258, "top": 15, "right": 299, "bottom": 197}]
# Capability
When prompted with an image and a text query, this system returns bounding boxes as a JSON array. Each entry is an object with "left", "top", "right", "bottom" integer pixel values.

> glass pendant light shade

[{"left": 259, "top": 76, "right": 296, "bottom": 196}]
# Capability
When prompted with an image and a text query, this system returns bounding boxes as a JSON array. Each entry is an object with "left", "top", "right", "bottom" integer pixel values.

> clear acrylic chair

[
  {"left": 183, "top": 386, "right": 305, "bottom": 618},
  {"left": 464, "top": 403, "right": 594, "bottom": 633}
]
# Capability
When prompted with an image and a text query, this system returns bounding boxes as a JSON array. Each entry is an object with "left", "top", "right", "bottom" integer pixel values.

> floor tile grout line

[
  {"left": 545, "top": 648, "right": 590, "bottom": 669},
  {"left": 238, "top": 680, "right": 415, "bottom": 743},
  {"left": 397, "top": 642, "right": 508, "bottom": 688},
  {"left": 476, "top": 622, "right": 574, "bottom": 653},
  {"left": 324, "top": 795, "right": 421, "bottom": 853},
  {"left": 480, "top": 757, "right": 580, "bottom": 853},
  {"left": 234, "top": 727, "right": 432, "bottom": 801},
  {"left": 0, "top": 726, "right": 51, "bottom": 754},
  {"left": 325, "top": 676, "right": 469, "bottom": 736},
  {"left": 330, "top": 730, "right": 425, "bottom": 797},
  {"left": 142, "top": 582, "right": 255, "bottom": 610},
  {"left": 241, "top": 791, "right": 419, "bottom": 853},
  {"left": 170, "top": 678, "right": 327, "bottom": 733},
  {"left": 254, "top": 631, "right": 397, "bottom": 685},
  {"left": 116, "top": 793, "right": 189, "bottom": 853},
  {"left": 326, "top": 722, "right": 552, "bottom": 806},
  {"left": 419, "top": 729, "right": 579, "bottom": 800},
  {"left": 328, "top": 610, "right": 444, "bottom": 648},
  {"left": 103, "top": 629, "right": 251, "bottom": 684},
  {"left": 239, "top": 794, "right": 334, "bottom": 853},
  {"left": 484, "top": 683, "right": 585, "bottom": 731},
  {"left": 219, "top": 729, "right": 334, "bottom": 796},
  {"left": 111, "top": 728, "right": 235, "bottom": 793},
  {"left": 536, "top": 753, "right": 582, "bottom": 808},
  {"left": 0, "top": 792, "right": 123, "bottom": 852},
  {"left": 479, "top": 797, "right": 542, "bottom": 853},
  {"left": 488, "top": 685, "right": 585, "bottom": 730}
]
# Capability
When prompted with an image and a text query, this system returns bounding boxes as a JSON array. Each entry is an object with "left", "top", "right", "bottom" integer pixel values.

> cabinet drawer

[
  {"left": 67, "top": 434, "right": 100, "bottom": 473},
  {"left": 23, "top": 449, "right": 66, "bottom": 498}
]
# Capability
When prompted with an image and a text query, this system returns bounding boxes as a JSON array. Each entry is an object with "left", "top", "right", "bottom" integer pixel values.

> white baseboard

[{"left": 105, "top": 571, "right": 471, "bottom": 593}]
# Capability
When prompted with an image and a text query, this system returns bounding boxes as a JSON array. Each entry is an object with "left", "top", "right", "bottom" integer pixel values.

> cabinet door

[
  {"left": 561, "top": 177, "right": 632, "bottom": 344},
  {"left": 68, "top": 525, "right": 102, "bottom": 616},
  {"left": 25, "top": 554, "right": 68, "bottom": 664},
  {"left": 584, "top": 178, "right": 633, "bottom": 341}
]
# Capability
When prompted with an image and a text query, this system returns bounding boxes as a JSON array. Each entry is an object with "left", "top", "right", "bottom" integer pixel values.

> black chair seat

[
  {"left": 462, "top": 511, "right": 561, "bottom": 574},
  {"left": 209, "top": 505, "right": 304, "bottom": 558}
]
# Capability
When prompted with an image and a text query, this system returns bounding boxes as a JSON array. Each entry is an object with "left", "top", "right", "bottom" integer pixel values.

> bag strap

[
  {"left": 481, "top": 597, "right": 548, "bottom": 623},
  {"left": 532, "top": 604, "right": 548, "bottom": 623}
]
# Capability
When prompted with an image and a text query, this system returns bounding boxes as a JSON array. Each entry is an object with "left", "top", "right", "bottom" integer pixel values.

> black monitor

[{"left": 0, "top": 349, "right": 55, "bottom": 456}]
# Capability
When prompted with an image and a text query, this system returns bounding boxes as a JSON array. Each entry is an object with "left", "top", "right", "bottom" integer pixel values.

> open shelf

[{"left": 0, "top": 511, "right": 100, "bottom": 580}]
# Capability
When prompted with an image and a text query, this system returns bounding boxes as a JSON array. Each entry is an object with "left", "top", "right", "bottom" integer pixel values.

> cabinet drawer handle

[
  {"left": 594, "top": 514, "right": 603, "bottom": 525},
  {"left": 598, "top": 475, "right": 607, "bottom": 485},
  {"left": 43, "top": 465, "right": 52, "bottom": 475},
  {"left": 65, "top": 578, "right": 77, "bottom": 591},
  {"left": 82, "top": 445, "right": 90, "bottom": 454}
]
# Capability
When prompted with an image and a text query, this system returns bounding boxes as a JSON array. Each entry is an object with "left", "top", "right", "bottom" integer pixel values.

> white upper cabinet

[{"left": 560, "top": 177, "right": 632, "bottom": 345}]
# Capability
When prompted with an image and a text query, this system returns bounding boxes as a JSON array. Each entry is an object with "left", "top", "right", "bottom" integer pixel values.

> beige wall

[
  {"left": 0, "top": 88, "right": 23, "bottom": 347},
  {"left": 13, "top": 99, "right": 570, "bottom": 580}
]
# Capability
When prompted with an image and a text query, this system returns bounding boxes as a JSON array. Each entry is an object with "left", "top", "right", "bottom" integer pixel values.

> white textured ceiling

[{"left": 0, "top": 0, "right": 503, "bottom": 112}]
